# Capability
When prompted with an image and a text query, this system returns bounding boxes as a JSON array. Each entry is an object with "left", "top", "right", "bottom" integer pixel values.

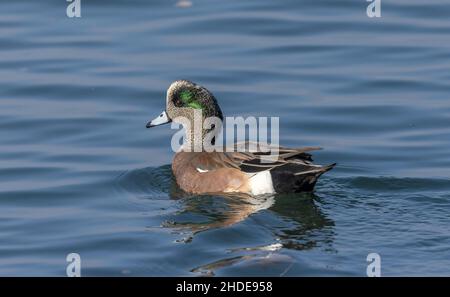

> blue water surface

[{"left": 0, "top": 0, "right": 449, "bottom": 276}]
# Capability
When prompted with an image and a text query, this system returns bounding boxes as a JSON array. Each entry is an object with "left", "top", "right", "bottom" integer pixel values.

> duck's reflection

[
  {"left": 164, "top": 189, "right": 274, "bottom": 242},
  {"left": 165, "top": 186, "right": 335, "bottom": 275},
  {"left": 166, "top": 184, "right": 335, "bottom": 249},
  {"left": 117, "top": 165, "right": 334, "bottom": 251},
  {"left": 268, "top": 193, "right": 335, "bottom": 251},
  {"left": 118, "top": 166, "right": 335, "bottom": 275}
]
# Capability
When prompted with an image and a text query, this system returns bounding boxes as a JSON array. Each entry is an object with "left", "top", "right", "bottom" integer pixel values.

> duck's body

[
  {"left": 172, "top": 146, "right": 335, "bottom": 195},
  {"left": 147, "top": 80, "right": 335, "bottom": 196}
]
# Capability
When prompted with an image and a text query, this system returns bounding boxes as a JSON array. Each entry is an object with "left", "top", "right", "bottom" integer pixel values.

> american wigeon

[{"left": 146, "top": 80, "right": 335, "bottom": 195}]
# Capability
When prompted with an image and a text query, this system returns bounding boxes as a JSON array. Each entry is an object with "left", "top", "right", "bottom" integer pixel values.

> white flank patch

[
  {"left": 249, "top": 171, "right": 275, "bottom": 195},
  {"left": 196, "top": 167, "right": 209, "bottom": 173}
]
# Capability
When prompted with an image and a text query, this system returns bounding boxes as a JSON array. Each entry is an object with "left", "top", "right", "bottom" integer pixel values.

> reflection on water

[
  {"left": 118, "top": 166, "right": 335, "bottom": 275},
  {"left": 177, "top": 192, "right": 334, "bottom": 275},
  {"left": 164, "top": 194, "right": 275, "bottom": 241},
  {"left": 269, "top": 194, "right": 335, "bottom": 251}
]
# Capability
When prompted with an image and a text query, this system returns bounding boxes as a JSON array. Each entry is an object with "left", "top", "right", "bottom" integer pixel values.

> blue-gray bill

[{"left": 146, "top": 110, "right": 171, "bottom": 128}]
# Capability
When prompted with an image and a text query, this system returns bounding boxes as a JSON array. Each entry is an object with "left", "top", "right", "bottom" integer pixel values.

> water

[{"left": 1, "top": 0, "right": 450, "bottom": 276}]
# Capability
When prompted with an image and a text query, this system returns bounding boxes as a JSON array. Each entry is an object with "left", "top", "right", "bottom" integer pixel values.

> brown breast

[{"left": 172, "top": 152, "right": 251, "bottom": 194}]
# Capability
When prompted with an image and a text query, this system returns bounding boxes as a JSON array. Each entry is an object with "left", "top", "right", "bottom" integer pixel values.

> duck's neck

[
  {"left": 181, "top": 119, "right": 222, "bottom": 153},
  {"left": 180, "top": 127, "right": 216, "bottom": 152},
  {"left": 174, "top": 109, "right": 223, "bottom": 152}
]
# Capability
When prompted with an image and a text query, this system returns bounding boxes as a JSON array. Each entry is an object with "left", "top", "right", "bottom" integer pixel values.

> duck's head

[{"left": 146, "top": 80, "right": 223, "bottom": 129}]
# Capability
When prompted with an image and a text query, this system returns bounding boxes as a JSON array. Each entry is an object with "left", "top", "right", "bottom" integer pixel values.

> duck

[{"left": 146, "top": 80, "right": 335, "bottom": 196}]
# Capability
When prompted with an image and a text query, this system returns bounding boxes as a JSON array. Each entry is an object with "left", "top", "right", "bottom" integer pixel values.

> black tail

[{"left": 271, "top": 163, "right": 336, "bottom": 193}]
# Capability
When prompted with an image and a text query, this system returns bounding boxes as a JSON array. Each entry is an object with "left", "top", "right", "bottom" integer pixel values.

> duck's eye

[
  {"left": 173, "top": 97, "right": 183, "bottom": 107},
  {"left": 174, "top": 89, "right": 194, "bottom": 107}
]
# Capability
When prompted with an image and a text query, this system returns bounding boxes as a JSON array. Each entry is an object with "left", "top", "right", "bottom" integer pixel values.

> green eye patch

[
  {"left": 187, "top": 101, "right": 202, "bottom": 109},
  {"left": 180, "top": 90, "right": 193, "bottom": 103},
  {"left": 179, "top": 90, "right": 203, "bottom": 110}
]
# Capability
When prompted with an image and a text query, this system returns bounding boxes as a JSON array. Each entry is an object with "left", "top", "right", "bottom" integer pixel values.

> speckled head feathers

[{"left": 166, "top": 80, "right": 223, "bottom": 122}]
